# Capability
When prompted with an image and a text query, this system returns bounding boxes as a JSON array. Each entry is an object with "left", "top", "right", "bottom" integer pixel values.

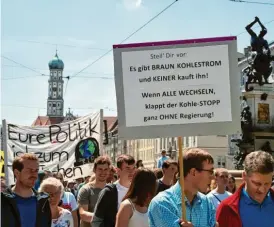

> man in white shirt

[
  {"left": 207, "top": 168, "right": 232, "bottom": 209},
  {"left": 92, "top": 155, "right": 136, "bottom": 227}
]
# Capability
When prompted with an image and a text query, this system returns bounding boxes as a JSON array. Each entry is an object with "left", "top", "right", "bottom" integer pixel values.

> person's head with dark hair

[
  {"left": 92, "top": 155, "right": 111, "bottom": 183},
  {"left": 12, "top": 153, "right": 39, "bottom": 189},
  {"left": 107, "top": 165, "right": 116, "bottom": 183},
  {"left": 38, "top": 170, "right": 46, "bottom": 182},
  {"left": 93, "top": 155, "right": 111, "bottom": 171},
  {"left": 243, "top": 151, "right": 274, "bottom": 203},
  {"left": 52, "top": 172, "right": 64, "bottom": 184},
  {"left": 123, "top": 168, "right": 157, "bottom": 207},
  {"left": 161, "top": 150, "right": 166, "bottom": 157},
  {"left": 153, "top": 168, "right": 163, "bottom": 179},
  {"left": 136, "top": 160, "right": 144, "bottom": 168},
  {"left": 226, "top": 174, "right": 236, "bottom": 193},
  {"left": 162, "top": 160, "right": 178, "bottom": 174},
  {"left": 181, "top": 148, "right": 214, "bottom": 193},
  {"left": 116, "top": 155, "right": 136, "bottom": 186},
  {"left": 162, "top": 160, "right": 178, "bottom": 185}
]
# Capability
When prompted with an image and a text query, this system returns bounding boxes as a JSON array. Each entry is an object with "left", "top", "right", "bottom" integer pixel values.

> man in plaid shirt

[{"left": 148, "top": 148, "right": 217, "bottom": 227}]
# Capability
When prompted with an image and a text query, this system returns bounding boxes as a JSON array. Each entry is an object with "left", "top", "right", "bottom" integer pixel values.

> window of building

[
  {"left": 217, "top": 156, "right": 226, "bottom": 168},
  {"left": 52, "top": 103, "right": 56, "bottom": 107},
  {"left": 53, "top": 82, "right": 57, "bottom": 87}
]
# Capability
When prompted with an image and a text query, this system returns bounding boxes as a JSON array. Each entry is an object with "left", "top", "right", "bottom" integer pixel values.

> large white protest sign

[
  {"left": 113, "top": 37, "right": 241, "bottom": 139},
  {"left": 3, "top": 111, "right": 103, "bottom": 184}
]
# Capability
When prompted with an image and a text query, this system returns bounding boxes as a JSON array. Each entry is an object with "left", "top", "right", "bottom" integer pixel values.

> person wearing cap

[{"left": 157, "top": 150, "right": 169, "bottom": 168}]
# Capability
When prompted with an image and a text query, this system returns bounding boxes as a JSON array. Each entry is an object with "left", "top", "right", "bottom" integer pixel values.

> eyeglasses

[{"left": 196, "top": 168, "right": 214, "bottom": 175}]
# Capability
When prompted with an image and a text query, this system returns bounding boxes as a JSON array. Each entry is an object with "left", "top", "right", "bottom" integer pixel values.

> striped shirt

[{"left": 148, "top": 182, "right": 216, "bottom": 227}]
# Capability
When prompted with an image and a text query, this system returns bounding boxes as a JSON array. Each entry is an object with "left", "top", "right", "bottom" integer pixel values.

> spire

[{"left": 55, "top": 45, "right": 58, "bottom": 57}]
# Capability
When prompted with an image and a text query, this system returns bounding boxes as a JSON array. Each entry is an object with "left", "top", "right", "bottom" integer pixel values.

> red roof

[
  {"left": 32, "top": 116, "right": 117, "bottom": 130},
  {"left": 32, "top": 116, "right": 64, "bottom": 126},
  {"left": 103, "top": 117, "right": 117, "bottom": 131}
]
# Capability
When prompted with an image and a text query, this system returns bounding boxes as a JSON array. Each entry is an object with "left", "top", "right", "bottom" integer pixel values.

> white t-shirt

[
  {"left": 52, "top": 208, "right": 74, "bottom": 227},
  {"left": 115, "top": 181, "right": 129, "bottom": 209},
  {"left": 61, "top": 191, "right": 78, "bottom": 212},
  {"left": 207, "top": 189, "right": 232, "bottom": 209}
]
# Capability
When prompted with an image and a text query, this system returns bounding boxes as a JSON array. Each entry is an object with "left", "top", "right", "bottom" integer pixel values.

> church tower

[{"left": 47, "top": 52, "right": 64, "bottom": 117}]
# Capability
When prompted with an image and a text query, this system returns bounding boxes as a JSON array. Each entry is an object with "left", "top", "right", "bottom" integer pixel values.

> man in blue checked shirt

[{"left": 148, "top": 148, "right": 218, "bottom": 227}]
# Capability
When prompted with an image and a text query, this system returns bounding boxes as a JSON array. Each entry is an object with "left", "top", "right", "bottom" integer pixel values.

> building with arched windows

[{"left": 47, "top": 52, "right": 65, "bottom": 117}]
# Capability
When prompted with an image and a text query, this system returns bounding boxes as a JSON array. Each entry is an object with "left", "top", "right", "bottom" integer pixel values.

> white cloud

[{"left": 123, "top": 0, "right": 143, "bottom": 10}]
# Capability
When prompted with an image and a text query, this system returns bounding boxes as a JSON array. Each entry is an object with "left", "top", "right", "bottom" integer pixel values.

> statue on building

[
  {"left": 240, "top": 106, "right": 253, "bottom": 143},
  {"left": 244, "top": 17, "right": 273, "bottom": 87}
]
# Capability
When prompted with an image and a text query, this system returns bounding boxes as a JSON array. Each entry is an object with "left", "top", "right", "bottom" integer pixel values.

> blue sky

[{"left": 1, "top": 0, "right": 274, "bottom": 125}]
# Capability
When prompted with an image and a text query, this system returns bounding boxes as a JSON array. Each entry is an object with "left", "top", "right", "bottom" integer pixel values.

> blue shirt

[
  {"left": 239, "top": 188, "right": 274, "bottom": 227},
  {"left": 157, "top": 156, "right": 169, "bottom": 168},
  {"left": 148, "top": 182, "right": 216, "bottom": 227},
  {"left": 14, "top": 194, "right": 37, "bottom": 227}
]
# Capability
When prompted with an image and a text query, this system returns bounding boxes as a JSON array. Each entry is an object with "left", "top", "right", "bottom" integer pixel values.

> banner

[
  {"left": 5, "top": 111, "right": 102, "bottom": 184},
  {"left": 0, "top": 150, "right": 4, "bottom": 177}
]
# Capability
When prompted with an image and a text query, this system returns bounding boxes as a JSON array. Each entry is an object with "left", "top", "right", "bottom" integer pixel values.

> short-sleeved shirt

[
  {"left": 239, "top": 188, "right": 274, "bottom": 227},
  {"left": 148, "top": 182, "right": 216, "bottom": 227},
  {"left": 207, "top": 189, "right": 232, "bottom": 209},
  {"left": 77, "top": 184, "right": 102, "bottom": 227},
  {"left": 52, "top": 208, "right": 74, "bottom": 227},
  {"left": 14, "top": 193, "right": 37, "bottom": 227},
  {"left": 157, "top": 156, "right": 169, "bottom": 168},
  {"left": 61, "top": 191, "right": 78, "bottom": 212}
]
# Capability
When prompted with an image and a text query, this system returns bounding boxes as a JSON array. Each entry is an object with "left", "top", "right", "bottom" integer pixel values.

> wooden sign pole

[{"left": 177, "top": 136, "right": 186, "bottom": 221}]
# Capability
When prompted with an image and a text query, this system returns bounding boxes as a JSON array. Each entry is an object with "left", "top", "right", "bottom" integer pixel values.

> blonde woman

[{"left": 39, "top": 177, "right": 74, "bottom": 227}]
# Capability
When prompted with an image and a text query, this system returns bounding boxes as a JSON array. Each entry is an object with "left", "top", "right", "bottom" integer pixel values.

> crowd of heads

[{"left": 1, "top": 148, "right": 274, "bottom": 227}]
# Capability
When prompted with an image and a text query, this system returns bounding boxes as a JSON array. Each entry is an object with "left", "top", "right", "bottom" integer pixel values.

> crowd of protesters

[{"left": 1, "top": 148, "right": 274, "bottom": 227}]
